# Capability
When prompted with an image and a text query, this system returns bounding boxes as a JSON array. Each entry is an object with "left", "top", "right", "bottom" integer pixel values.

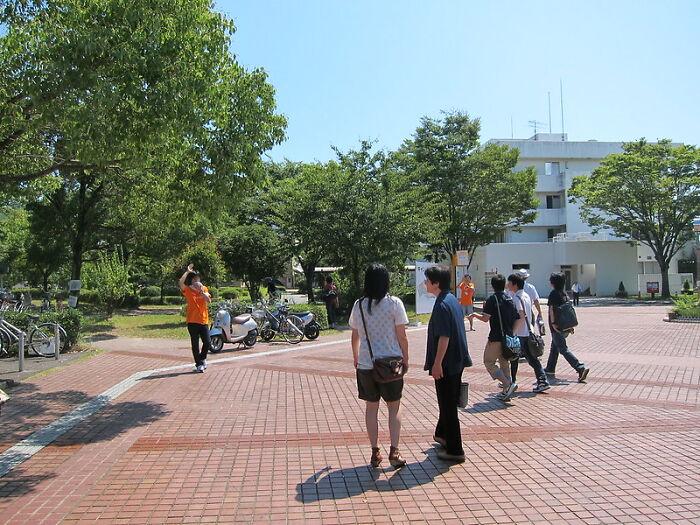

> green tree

[
  {"left": 1, "top": 0, "right": 286, "bottom": 281},
  {"left": 82, "top": 249, "right": 131, "bottom": 315},
  {"left": 218, "top": 224, "right": 288, "bottom": 302},
  {"left": 262, "top": 162, "right": 332, "bottom": 302},
  {"left": 400, "top": 111, "right": 538, "bottom": 266},
  {"left": 176, "top": 238, "right": 225, "bottom": 287},
  {"left": 569, "top": 139, "right": 700, "bottom": 298},
  {"left": 323, "top": 141, "right": 428, "bottom": 296},
  {"left": 25, "top": 199, "right": 70, "bottom": 291}
]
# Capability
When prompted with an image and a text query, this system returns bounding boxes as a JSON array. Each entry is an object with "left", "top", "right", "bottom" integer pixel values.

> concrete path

[{"left": 0, "top": 305, "right": 698, "bottom": 524}]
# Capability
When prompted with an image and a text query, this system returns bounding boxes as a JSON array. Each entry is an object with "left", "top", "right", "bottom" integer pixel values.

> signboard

[
  {"left": 416, "top": 261, "right": 437, "bottom": 315},
  {"left": 67, "top": 295, "right": 78, "bottom": 308},
  {"left": 646, "top": 282, "right": 659, "bottom": 294},
  {"left": 456, "top": 250, "right": 470, "bottom": 266},
  {"left": 68, "top": 280, "right": 82, "bottom": 291}
]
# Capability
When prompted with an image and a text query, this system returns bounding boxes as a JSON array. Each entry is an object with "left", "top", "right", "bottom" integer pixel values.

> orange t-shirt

[
  {"left": 183, "top": 285, "right": 210, "bottom": 325},
  {"left": 458, "top": 282, "right": 475, "bottom": 306}
]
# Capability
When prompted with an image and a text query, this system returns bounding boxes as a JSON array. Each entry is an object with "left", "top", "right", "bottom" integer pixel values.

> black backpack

[{"left": 555, "top": 296, "right": 578, "bottom": 330}]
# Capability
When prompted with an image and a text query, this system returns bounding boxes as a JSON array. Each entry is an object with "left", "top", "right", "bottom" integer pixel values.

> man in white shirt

[
  {"left": 513, "top": 268, "right": 544, "bottom": 334},
  {"left": 507, "top": 273, "right": 550, "bottom": 393}
]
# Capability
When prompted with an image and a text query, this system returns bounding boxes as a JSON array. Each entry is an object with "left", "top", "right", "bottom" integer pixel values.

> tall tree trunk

[
  {"left": 301, "top": 260, "right": 317, "bottom": 302},
  {"left": 660, "top": 261, "right": 671, "bottom": 298}
]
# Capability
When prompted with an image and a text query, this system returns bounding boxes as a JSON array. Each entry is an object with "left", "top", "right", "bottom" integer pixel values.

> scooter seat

[
  {"left": 293, "top": 311, "right": 311, "bottom": 317},
  {"left": 232, "top": 314, "right": 252, "bottom": 325}
]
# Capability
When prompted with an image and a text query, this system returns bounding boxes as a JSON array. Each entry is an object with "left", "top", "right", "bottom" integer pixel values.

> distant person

[
  {"left": 322, "top": 276, "right": 339, "bottom": 329},
  {"left": 514, "top": 269, "right": 545, "bottom": 335},
  {"left": 571, "top": 281, "right": 582, "bottom": 306},
  {"left": 179, "top": 264, "right": 212, "bottom": 373},
  {"left": 469, "top": 274, "right": 519, "bottom": 401},
  {"left": 544, "top": 272, "right": 589, "bottom": 382},
  {"left": 424, "top": 265, "right": 472, "bottom": 463},
  {"left": 457, "top": 274, "right": 476, "bottom": 331},
  {"left": 349, "top": 264, "right": 409, "bottom": 468},
  {"left": 507, "top": 273, "right": 550, "bottom": 393},
  {"left": 264, "top": 278, "right": 280, "bottom": 303}
]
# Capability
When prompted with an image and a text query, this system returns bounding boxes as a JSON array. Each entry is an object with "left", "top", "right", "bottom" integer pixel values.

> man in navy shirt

[{"left": 423, "top": 265, "right": 472, "bottom": 462}]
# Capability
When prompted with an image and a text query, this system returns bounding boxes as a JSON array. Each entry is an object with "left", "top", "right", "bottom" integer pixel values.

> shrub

[
  {"left": 162, "top": 285, "right": 181, "bottom": 296},
  {"left": 671, "top": 294, "right": 700, "bottom": 318},
  {"left": 614, "top": 281, "right": 628, "bottom": 298},
  {"left": 77, "top": 289, "right": 99, "bottom": 304},
  {"left": 82, "top": 250, "right": 131, "bottom": 314},
  {"left": 139, "top": 286, "right": 161, "bottom": 297},
  {"left": 1, "top": 309, "right": 82, "bottom": 349},
  {"left": 122, "top": 294, "right": 140, "bottom": 309},
  {"left": 140, "top": 296, "right": 183, "bottom": 306}
]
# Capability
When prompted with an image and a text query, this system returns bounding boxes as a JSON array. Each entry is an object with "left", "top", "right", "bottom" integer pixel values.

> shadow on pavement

[
  {"left": 296, "top": 449, "right": 450, "bottom": 502},
  {"left": 0, "top": 469, "right": 57, "bottom": 501}
]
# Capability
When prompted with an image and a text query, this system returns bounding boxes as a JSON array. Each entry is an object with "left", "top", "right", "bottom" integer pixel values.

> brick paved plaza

[{"left": 0, "top": 303, "right": 698, "bottom": 524}]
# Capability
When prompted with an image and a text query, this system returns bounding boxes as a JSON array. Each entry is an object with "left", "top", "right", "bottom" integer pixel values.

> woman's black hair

[
  {"left": 491, "top": 273, "right": 506, "bottom": 292},
  {"left": 363, "top": 263, "right": 390, "bottom": 313},
  {"left": 184, "top": 270, "right": 201, "bottom": 286},
  {"left": 550, "top": 272, "right": 566, "bottom": 291},
  {"left": 425, "top": 265, "right": 451, "bottom": 291}
]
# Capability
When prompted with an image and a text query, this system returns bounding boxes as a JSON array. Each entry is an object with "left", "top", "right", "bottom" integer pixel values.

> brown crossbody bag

[{"left": 358, "top": 298, "right": 406, "bottom": 383}]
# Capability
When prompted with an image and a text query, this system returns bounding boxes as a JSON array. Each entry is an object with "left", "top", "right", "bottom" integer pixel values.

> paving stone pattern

[{"left": 0, "top": 305, "right": 698, "bottom": 524}]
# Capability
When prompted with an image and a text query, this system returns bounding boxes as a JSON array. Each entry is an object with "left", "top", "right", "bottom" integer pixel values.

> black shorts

[{"left": 356, "top": 369, "right": 404, "bottom": 403}]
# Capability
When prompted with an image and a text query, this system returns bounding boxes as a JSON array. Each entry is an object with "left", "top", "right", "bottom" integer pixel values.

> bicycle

[
  {"left": 257, "top": 302, "right": 305, "bottom": 344},
  {"left": 0, "top": 314, "right": 68, "bottom": 358}
]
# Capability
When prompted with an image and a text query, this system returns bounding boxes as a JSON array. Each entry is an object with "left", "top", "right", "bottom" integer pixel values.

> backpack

[{"left": 555, "top": 298, "right": 578, "bottom": 331}]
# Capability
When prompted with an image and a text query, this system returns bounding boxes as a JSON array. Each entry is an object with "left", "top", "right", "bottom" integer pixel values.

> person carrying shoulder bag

[{"left": 349, "top": 264, "right": 409, "bottom": 468}]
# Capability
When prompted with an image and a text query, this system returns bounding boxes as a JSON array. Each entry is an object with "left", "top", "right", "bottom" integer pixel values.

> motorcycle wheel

[
  {"left": 259, "top": 326, "right": 275, "bottom": 342},
  {"left": 210, "top": 334, "right": 224, "bottom": 353},
  {"left": 304, "top": 323, "right": 320, "bottom": 340},
  {"left": 243, "top": 332, "right": 257, "bottom": 347}
]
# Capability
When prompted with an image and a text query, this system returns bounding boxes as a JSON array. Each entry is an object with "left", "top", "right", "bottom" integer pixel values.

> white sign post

[{"left": 416, "top": 261, "right": 437, "bottom": 315}]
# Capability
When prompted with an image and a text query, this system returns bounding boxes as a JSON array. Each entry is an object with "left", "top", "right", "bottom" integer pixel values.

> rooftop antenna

[
  {"left": 528, "top": 120, "right": 547, "bottom": 136},
  {"left": 510, "top": 115, "right": 514, "bottom": 139},
  {"left": 560, "top": 79, "right": 565, "bottom": 138},
  {"left": 548, "top": 92, "right": 552, "bottom": 133}
]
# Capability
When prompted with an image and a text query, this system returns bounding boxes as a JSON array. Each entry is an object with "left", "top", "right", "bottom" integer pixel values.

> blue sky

[{"left": 216, "top": 1, "right": 700, "bottom": 162}]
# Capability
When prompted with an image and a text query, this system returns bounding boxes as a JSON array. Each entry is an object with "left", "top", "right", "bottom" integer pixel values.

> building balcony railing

[
  {"left": 552, "top": 232, "right": 614, "bottom": 242},
  {"left": 529, "top": 208, "right": 565, "bottom": 227}
]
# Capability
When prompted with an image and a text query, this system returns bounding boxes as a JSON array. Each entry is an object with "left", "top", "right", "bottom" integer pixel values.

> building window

[
  {"left": 548, "top": 227, "right": 565, "bottom": 240},
  {"left": 512, "top": 264, "right": 530, "bottom": 270},
  {"left": 546, "top": 195, "right": 562, "bottom": 209},
  {"left": 545, "top": 162, "right": 560, "bottom": 176}
]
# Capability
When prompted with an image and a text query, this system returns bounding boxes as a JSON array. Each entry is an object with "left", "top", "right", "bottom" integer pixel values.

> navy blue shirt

[{"left": 424, "top": 290, "right": 472, "bottom": 376}]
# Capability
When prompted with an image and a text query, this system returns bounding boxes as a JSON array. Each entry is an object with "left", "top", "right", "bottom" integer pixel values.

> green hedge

[
  {"left": 139, "top": 286, "right": 161, "bottom": 297},
  {"left": 140, "top": 296, "right": 184, "bottom": 306},
  {"left": 1, "top": 309, "right": 83, "bottom": 349}
]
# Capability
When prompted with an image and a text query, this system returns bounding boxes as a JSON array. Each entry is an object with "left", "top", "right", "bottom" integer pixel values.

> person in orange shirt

[
  {"left": 457, "top": 274, "right": 476, "bottom": 331},
  {"left": 179, "top": 264, "right": 212, "bottom": 373}
]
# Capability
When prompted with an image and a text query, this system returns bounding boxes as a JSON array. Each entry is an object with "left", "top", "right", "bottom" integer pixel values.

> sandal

[
  {"left": 370, "top": 447, "right": 382, "bottom": 467},
  {"left": 389, "top": 446, "right": 406, "bottom": 468}
]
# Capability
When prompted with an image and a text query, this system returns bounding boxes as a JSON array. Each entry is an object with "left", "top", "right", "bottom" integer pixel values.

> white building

[{"left": 465, "top": 133, "right": 693, "bottom": 297}]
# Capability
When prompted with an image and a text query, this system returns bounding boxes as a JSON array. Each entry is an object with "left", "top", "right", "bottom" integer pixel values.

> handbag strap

[
  {"left": 516, "top": 295, "right": 534, "bottom": 336},
  {"left": 358, "top": 298, "right": 374, "bottom": 361},
  {"left": 494, "top": 293, "right": 507, "bottom": 339}
]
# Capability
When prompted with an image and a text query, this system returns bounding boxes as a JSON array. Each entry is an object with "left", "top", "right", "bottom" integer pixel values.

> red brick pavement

[{"left": 0, "top": 305, "right": 699, "bottom": 524}]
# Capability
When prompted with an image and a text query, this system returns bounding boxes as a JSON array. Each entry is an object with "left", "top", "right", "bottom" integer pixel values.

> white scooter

[{"left": 209, "top": 304, "right": 258, "bottom": 352}]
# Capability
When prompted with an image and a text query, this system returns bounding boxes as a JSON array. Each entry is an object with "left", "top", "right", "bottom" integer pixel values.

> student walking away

[
  {"left": 349, "top": 264, "right": 410, "bottom": 468},
  {"left": 179, "top": 264, "right": 212, "bottom": 373},
  {"left": 322, "top": 276, "right": 339, "bottom": 329},
  {"left": 507, "top": 274, "right": 550, "bottom": 393},
  {"left": 571, "top": 281, "right": 582, "bottom": 306},
  {"left": 544, "top": 272, "right": 590, "bottom": 382},
  {"left": 469, "top": 274, "right": 519, "bottom": 401},
  {"left": 515, "top": 269, "right": 546, "bottom": 335},
  {"left": 457, "top": 274, "right": 476, "bottom": 331},
  {"left": 423, "top": 266, "right": 472, "bottom": 463}
]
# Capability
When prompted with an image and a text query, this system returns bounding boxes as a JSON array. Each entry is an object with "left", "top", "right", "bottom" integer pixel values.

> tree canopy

[{"left": 569, "top": 139, "right": 700, "bottom": 297}]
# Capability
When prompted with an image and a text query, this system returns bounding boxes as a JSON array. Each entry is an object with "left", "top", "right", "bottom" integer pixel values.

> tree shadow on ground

[
  {"left": 1, "top": 382, "right": 168, "bottom": 448},
  {"left": 140, "top": 322, "right": 183, "bottom": 331},
  {"left": 0, "top": 469, "right": 57, "bottom": 501},
  {"left": 296, "top": 448, "right": 450, "bottom": 503}
]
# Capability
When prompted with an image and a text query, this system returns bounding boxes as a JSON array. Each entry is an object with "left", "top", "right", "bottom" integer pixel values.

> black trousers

[
  {"left": 511, "top": 336, "right": 548, "bottom": 384},
  {"left": 187, "top": 322, "right": 211, "bottom": 366},
  {"left": 325, "top": 302, "right": 336, "bottom": 326},
  {"left": 572, "top": 292, "right": 580, "bottom": 306},
  {"left": 434, "top": 373, "right": 464, "bottom": 456}
]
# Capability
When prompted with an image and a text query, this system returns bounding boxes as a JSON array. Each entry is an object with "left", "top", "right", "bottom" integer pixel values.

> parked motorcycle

[
  {"left": 293, "top": 310, "right": 321, "bottom": 340},
  {"left": 209, "top": 303, "right": 258, "bottom": 352}
]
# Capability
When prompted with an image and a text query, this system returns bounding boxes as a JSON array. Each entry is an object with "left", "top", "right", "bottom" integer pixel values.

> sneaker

[
  {"left": 498, "top": 382, "right": 504, "bottom": 388},
  {"left": 202, "top": 360, "right": 208, "bottom": 369},
  {"left": 533, "top": 382, "right": 551, "bottom": 393},
  {"left": 502, "top": 382, "right": 518, "bottom": 401},
  {"left": 196, "top": 364, "right": 205, "bottom": 373},
  {"left": 578, "top": 367, "right": 590, "bottom": 383},
  {"left": 436, "top": 449, "right": 465, "bottom": 463},
  {"left": 545, "top": 370, "right": 555, "bottom": 378}
]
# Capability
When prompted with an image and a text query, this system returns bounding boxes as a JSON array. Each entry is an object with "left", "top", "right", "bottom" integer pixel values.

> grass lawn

[{"left": 81, "top": 312, "right": 187, "bottom": 340}]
